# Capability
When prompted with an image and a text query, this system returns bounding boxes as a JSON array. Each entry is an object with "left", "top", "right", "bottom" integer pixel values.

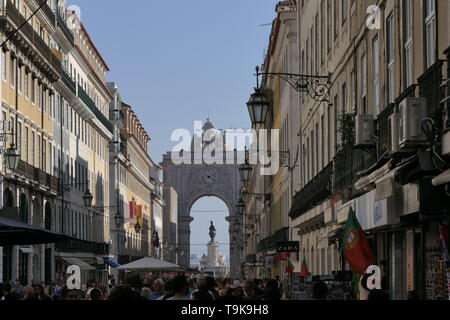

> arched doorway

[
  {"left": 19, "top": 193, "right": 28, "bottom": 223},
  {"left": 32, "top": 197, "right": 43, "bottom": 284},
  {"left": 190, "top": 196, "right": 230, "bottom": 276},
  {"left": 2, "top": 188, "right": 15, "bottom": 283},
  {"left": 3, "top": 188, "right": 14, "bottom": 208}
]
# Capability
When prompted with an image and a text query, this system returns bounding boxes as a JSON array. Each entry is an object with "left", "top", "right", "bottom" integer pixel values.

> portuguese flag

[
  {"left": 341, "top": 207, "right": 376, "bottom": 275},
  {"left": 300, "top": 257, "right": 309, "bottom": 278},
  {"left": 286, "top": 259, "right": 295, "bottom": 274}
]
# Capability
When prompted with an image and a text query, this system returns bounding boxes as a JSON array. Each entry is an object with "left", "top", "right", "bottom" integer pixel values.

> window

[
  {"left": 37, "top": 84, "right": 41, "bottom": 109},
  {"left": 327, "top": 0, "right": 332, "bottom": 53},
  {"left": 31, "top": 131, "right": 35, "bottom": 167},
  {"left": 42, "top": 89, "right": 46, "bottom": 114},
  {"left": 386, "top": 14, "right": 395, "bottom": 104},
  {"left": 342, "top": 0, "right": 347, "bottom": 25},
  {"left": 43, "top": 137, "right": 47, "bottom": 172},
  {"left": 372, "top": 36, "right": 380, "bottom": 115},
  {"left": 37, "top": 135, "right": 41, "bottom": 169},
  {"left": 10, "top": 56, "right": 14, "bottom": 88},
  {"left": 24, "top": 71, "right": 29, "bottom": 99},
  {"left": 404, "top": 0, "right": 413, "bottom": 87},
  {"left": 334, "top": 0, "right": 338, "bottom": 40},
  {"left": 351, "top": 69, "right": 357, "bottom": 112},
  {"left": 17, "top": 121, "right": 22, "bottom": 158},
  {"left": 17, "top": 65, "right": 22, "bottom": 94},
  {"left": 425, "top": 0, "right": 436, "bottom": 68},
  {"left": 31, "top": 76, "right": 35, "bottom": 104},
  {"left": 341, "top": 83, "right": 347, "bottom": 114},
  {"left": 1, "top": 51, "right": 6, "bottom": 81},
  {"left": 361, "top": 53, "right": 367, "bottom": 114},
  {"left": 25, "top": 126, "right": 29, "bottom": 163}
]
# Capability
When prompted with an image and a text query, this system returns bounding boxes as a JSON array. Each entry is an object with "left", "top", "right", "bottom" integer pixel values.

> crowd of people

[
  {"left": 0, "top": 274, "right": 398, "bottom": 301},
  {"left": 0, "top": 274, "right": 286, "bottom": 301}
]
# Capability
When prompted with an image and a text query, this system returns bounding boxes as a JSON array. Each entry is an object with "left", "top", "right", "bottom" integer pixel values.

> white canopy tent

[{"left": 117, "top": 257, "right": 185, "bottom": 272}]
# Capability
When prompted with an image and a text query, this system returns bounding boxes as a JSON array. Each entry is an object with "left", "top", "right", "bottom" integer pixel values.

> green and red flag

[
  {"left": 300, "top": 257, "right": 309, "bottom": 278},
  {"left": 341, "top": 207, "right": 377, "bottom": 275},
  {"left": 286, "top": 259, "right": 295, "bottom": 274}
]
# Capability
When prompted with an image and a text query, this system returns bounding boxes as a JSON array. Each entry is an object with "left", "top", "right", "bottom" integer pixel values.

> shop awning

[
  {"left": 61, "top": 257, "right": 96, "bottom": 271},
  {"left": 104, "top": 258, "right": 121, "bottom": 268},
  {"left": 0, "top": 213, "right": 69, "bottom": 246},
  {"left": 432, "top": 168, "right": 450, "bottom": 187}
]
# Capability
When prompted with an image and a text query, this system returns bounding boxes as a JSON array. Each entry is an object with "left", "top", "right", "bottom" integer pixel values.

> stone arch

[
  {"left": 3, "top": 188, "right": 14, "bottom": 208},
  {"left": 19, "top": 193, "right": 28, "bottom": 223},
  {"left": 32, "top": 196, "right": 43, "bottom": 227},
  {"left": 187, "top": 191, "right": 234, "bottom": 219},
  {"left": 44, "top": 201, "right": 52, "bottom": 231}
]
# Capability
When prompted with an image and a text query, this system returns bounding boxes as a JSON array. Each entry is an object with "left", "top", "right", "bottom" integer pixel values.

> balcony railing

[
  {"left": 418, "top": 60, "right": 445, "bottom": 130},
  {"left": 16, "top": 160, "right": 60, "bottom": 193},
  {"left": 55, "top": 238, "right": 110, "bottom": 256},
  {"left": 78, "top": 85, "right": 113, "bottom": 133},
  {"left": 333, "top": 144, "right": 376, "bottom": 198},
  {"left": 245, "top": 254, "right": 257, "bottom": 264},
  {"left": 36, "top": 0, "right": 55, "bottom": 27},
  {"left": 257, "top": 227, "right": 289, "bottom": 253},
  {"left": 61, "top": 68, "right": 76, "bottom": 94},
  {"left": 289, "top": 163, "right": 333, "bottom": 219},
  {"left": 54, "top": 9, "right": 75, "bottom": 46},
  {"left": 0, "top": 1, "right": 62, "bottom": 77}
]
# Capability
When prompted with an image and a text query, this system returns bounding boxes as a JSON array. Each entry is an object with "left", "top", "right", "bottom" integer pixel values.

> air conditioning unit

[
  {"left": 355, "top": 115, "right": 374, "bottom": 146},
  {"left": 398, "top": 97, "right": 427, "bottom": 149},
  {"left": 388, "top": 112, "right": 400, "bottom": 154}
]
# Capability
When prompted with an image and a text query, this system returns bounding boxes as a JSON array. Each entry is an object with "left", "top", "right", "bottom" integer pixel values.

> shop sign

[
  {"left": 277, "top": 252, "right": 290, "bottom": 261},
  {"left": 276, "top": 241, "right": 299, "bottom": 252},
  {"left": 265, "top": 255, "right": 275, "bottom": 268}
]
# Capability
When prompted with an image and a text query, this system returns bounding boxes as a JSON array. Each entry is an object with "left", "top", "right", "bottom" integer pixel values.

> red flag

[
  {"left": 286, "top": 259, "right": 295, "bottom": 274},
  {"left": 341, "top": 207, "right": 377, "bottom": 275},
  {"left": 129, "top": 201, "right": 135, "bottom": 218},
  {"left": 300, "top": 257, "right": 309, "bottom": 277}
]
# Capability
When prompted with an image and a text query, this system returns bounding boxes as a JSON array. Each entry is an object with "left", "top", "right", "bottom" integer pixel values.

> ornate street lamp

[
  {"left": 239, "top": 162, "right": 253, "bottom": 182},
  {"left": 247, "top": 89, "right": 271, "bottom": 128},
  {"left": 114, "top": 212, "right": 124, "bottom": 228},
  {"left": 235, "top": 199, "right": 245, "bottom": 216},
  {"left": 5, "top": 144, "right": 20, "bottom": 171},
  {"left": 82, "top": 189, "right": 93, "bottom": 208},
  {"left": 134, "top": 222, "right": 142, "bottom": 234}
]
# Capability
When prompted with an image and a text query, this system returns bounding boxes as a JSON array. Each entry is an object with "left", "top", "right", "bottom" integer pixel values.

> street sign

[{"left": 276, "top": 241, "right": 299, "bottom": 253}]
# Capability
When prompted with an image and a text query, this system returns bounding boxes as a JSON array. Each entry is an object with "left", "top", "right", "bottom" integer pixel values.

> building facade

[{"left": 244, "top": 0, "right": 450, "bottom": 300}]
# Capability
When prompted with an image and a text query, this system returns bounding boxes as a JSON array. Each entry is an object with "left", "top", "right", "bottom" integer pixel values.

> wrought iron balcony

[
  {"left": 78, "top": 85, "right": 113, "bottom": 133},
  {"left": 256, "top": 227, "right": 289, "bottom": 253},
  {"left": 55, "top": 238, "right": 110, "bottom": 256},
  {"left": 36, "top": 0, "right": 55, "bottom": 27},
  {"left": 0, "top": 1, "right": 62, "bottom": 80},
  {"left": 375, "top": 85, "right": 417, "bottom": 154},
  {"left": 15, "top": 160, "right": 60, "bottom": 194},
  {"left": 289, "top": 163, "right": 333, "bottom": 219},
  {"left": 333, "top": 144, "right": 376, "bottom": 199},
  {"left": 61, "top": 69, "right": 76, "bottom": 94},
  {"left": 418, "top": 60, "right": 445, "bottom": 130},
  {"left": 54, "top": 9, "right": 75, "bottom": 46}
]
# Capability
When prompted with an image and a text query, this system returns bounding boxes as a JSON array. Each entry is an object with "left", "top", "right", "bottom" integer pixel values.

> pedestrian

[
  {"left": 312, "top": 281, "right": 328, "bottom": 300},
  {"left": 108, "top": 285, "right": 142, "bottom": 300},
  {"left": 3, "top": 283, "right": 18, "bottom": 300},
  {"left": 243, "top": 281, "right": 259, "bottom": 300},
  {"left": 89, "top": 288, "right": 104, "bottom": 300},
  {"left": 141, "top": 287, "right": 152, "bottom": 300},
  {"left": 34, "top": 285, "right": 51, "bottom": 300},
  {"left": 205, "top": 277, "right": 219, "bottom": 300},
  {"left": 22, "top": 286, "right": 37, "bottom": 300},
  {"left": 149, "top": 279, "right": 165, "bottom": 300},
  {"left": 157, "top": 279, "right": 174, "bottom": 300},
  {"left": 166, "top": 275, "right": 191, "bottom": 300},
  {"left": 262, "top": 280, "right": 281, "bottom": 300}
]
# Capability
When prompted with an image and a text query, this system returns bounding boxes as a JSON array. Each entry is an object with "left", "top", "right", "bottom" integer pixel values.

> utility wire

[{"left": 1, "top": 0, "right": 49, "bottom": 48}]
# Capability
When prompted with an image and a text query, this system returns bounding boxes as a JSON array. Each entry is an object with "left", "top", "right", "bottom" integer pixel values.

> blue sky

[{"left": 68, "top": 0, "right": 277, "bottom": 262}]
